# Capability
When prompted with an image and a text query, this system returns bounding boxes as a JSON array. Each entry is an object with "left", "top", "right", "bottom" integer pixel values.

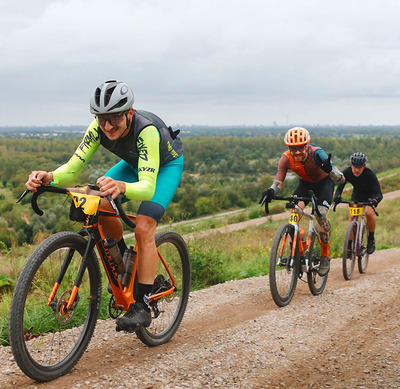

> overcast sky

[{"left": 1, "top": 0, "right": 400, "bottom": 127}]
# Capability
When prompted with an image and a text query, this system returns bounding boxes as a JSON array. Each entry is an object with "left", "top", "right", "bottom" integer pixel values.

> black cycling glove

[
  {"left": 316, "top": 153, "right": 332, "bottom": 173},
  {"left": 259, "top": 188, "right": 274, "bottom": 206}
]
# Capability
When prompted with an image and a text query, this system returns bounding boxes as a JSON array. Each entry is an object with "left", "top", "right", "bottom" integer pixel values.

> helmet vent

[
  {"left": 109, "top": 97, "right": 128, "bottom": 111},
  {"left": 104, "top": 85, "right": 117, "bottom": 106}
]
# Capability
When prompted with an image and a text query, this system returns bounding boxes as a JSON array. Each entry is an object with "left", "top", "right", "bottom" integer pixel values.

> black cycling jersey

[
  {"left": 334, "top": 167, "right": 383, "bottom": 204},
  {"left": 99, "top": 110, "right": 183, "bottom": 168}
]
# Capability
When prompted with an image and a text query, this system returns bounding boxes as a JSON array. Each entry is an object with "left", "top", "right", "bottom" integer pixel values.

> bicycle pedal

[{"left": 115, "top": 325, "right": 138, "bottom": 333}]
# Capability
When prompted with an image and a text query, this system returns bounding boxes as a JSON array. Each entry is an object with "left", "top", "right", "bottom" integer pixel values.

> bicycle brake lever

[
  {"left": 16, "top": 189, "right": 30, "bottom": 203},
  {"left": 265, "top": 201, "right": 270, "bottom": 216},
  {"left": 106, "top": 195, "right": 120, "bottom": 216}
]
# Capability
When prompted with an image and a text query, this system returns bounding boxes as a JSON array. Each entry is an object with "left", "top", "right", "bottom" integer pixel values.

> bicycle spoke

[
  {"left": 9, "top": 232, "right": 101, "bottom": 382},
  {"left": 135, "top": 231, "right": 190, "bottom": 346}
]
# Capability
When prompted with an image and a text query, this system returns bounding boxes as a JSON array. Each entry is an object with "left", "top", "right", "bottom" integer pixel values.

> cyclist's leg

[
  {"left": 117, "top": 156, "right": 184, "bottom": 328},
  {"left": 135, "top": 155, "right": 184, "bottom": 284},
  {"left": 99, "top": 160, "right": 138, "bottom": 248},
  {"left": 364, "top": 206, "right": 376, "bottom": 233},
  {"left": 313, "top": 177, "right": 334, "bottom": 275},
  {"left": 364, "top": 205, "right": 376, "bottom": 253},
  {"left": 292, "top": 179, "right": 309, "bottom": 210}
]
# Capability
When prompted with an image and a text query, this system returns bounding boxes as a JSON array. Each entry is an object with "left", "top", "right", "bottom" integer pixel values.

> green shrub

[{"left": 189, "top": 244, "right": 227, "bottom": 290}]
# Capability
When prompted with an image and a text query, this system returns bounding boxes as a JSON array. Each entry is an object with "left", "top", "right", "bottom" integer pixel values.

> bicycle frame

[
  {"left": 333, "top": 199, "right": 379, "bottom": 258},
  {"left": 273, "top": 192, "right": 322, "bottom": 274},
  {"left": 286, "top": 205, "right": 320, "bottom": 273},
  {"left": 347, "top": 204, "right": 366, "bottom": 257},
  {"left": 21, "top": 185, "right": 178, "bottom": 313}
]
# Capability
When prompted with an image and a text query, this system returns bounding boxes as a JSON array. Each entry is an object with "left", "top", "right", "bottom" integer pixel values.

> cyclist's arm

[
  {"left": 51, "top": 120, "right": 100, "bottom": 185},
  {"left": 334, "top": 182, "right": 346, "bottom": 198},
  {"left": 124, "top": 125, "right": 160, "bottom": 201},
  {"left": 270, "top": 155, "right": 290, "bottom": 194},
  {"left": 369, "top": 171, "right": 383, "bottom": 203},
  {"left": 314, "top": 149, "right": 345, "bottom": 183}
]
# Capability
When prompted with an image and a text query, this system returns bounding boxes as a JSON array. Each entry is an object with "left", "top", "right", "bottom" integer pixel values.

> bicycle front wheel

[
  {"left": 342, "top": 221, "right": 357, "bottom": 280},
  {"left": 135, "top": 230, "right": 191, "bottom": 347},
  {"left": 269, "top": 223, "right": 299, "bottom": 307},
  {"left": 307, "top": 231, "right": 328, "bottom": 295},
  {"left": 9, "top": 231, "right": 101, "bottom": 382},
  {"left": 358, "top": 223, "right": 369, "bottom": 274}
]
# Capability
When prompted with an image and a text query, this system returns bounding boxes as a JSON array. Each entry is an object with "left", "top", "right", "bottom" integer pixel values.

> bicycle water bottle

[
  {"left": 104, "top": 238, "right": 125, "bottom": 274},
  {"left": 299, "top": 228, "right": 308, "bottom": 249},
  {"left": 121, "top": 246, "right": 136, "bottom": 287}
]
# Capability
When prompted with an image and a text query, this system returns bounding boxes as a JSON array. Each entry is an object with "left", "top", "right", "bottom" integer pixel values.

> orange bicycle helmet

[{"left": 284, "top": 127, "right": 311, "bottom": 146}]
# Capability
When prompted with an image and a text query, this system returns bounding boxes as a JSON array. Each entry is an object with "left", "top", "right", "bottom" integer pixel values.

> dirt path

[
  {"left": 2, "top": 190, "right": 400, "bottom": 388},
  {"left": 1, "top": 248, "right": 400, "bottom": 388}
]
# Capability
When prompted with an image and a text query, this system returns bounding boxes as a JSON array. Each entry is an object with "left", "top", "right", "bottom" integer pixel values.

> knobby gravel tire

[
  {"left": 9, "top": 231, "right": 101, "bottom": 382},
  {"left": 269, "top": 223, "right": 299, "bottom": 307},
  {"left": 358, "top": 224, "right": 369, "bottom": 274},
  {"left": 307, "top": 231, "right": 328, "bottom": 295},
  {"left": 342, "top": 222, "right": 357, "bottom": 280}
]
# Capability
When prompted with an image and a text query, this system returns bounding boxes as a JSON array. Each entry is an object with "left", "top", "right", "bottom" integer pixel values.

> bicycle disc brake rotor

[{"left": 55, "top": 290, "right": 79, "bottom": 324}]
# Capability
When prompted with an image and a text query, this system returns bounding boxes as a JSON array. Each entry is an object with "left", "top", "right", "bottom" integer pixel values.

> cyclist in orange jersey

[{"left": 260, "top": 127, "right": 345, "bottom": 276}]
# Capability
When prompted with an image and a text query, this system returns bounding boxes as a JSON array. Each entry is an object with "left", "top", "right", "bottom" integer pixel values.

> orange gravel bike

[
  {"left": 9, "top": 185, "right": 191, "bottom": 382},
  {"left": 333, "top": 199, "right": 379, "bottom": 280},
  {"left": 266, "top": 191, "right": 328, "bottom": 307}
]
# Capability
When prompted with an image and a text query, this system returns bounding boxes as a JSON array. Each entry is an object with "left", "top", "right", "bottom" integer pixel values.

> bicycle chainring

[{"left": 108, "top": 295, "right": 123, "bottom": 319}]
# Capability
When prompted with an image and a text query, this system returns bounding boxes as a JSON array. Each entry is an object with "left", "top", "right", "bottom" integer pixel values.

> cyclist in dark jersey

[
  {"left": 260, "top": 127, "right": 345, "bottom": 276},
  {"left": 25, "top": 80, "right": 184, "bottom": 331},
  {"left": 334, "top": 152, "right": 382, "bottom": 254}
]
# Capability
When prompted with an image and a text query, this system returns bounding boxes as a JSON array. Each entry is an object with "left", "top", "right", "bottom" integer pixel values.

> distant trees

[{"left": 1, "top": 133, "right": 400, "bottom": 246}]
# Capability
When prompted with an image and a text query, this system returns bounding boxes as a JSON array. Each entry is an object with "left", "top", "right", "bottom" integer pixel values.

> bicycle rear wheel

[
  {"left": 342, "top": 221, "right": 357, "bottom": 280},
  {"left": 269, "top": 223, "right": 299, "bottom": 307},
  {"left": 9, "top": 231, "right": 101, "bottom": 382},
  {"left": 358, "top": 223, "right": 369, "bottom": 274},
  {"left": 135, "top": 230, "right": 191, "bottom": 347},
  {"left": 307, "top": 231, "right": 328, "bottom": 295}
]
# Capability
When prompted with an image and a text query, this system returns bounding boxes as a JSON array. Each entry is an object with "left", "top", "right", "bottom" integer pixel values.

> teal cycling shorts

[{"left": 104, "top": 155, "right": 184, "bottom": 222}]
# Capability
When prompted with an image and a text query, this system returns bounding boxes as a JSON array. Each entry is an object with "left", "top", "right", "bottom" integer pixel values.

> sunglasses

[
  {"left": 96, "top": 110, "right": 128, "bottom": 127},
  {"left": 290, "top": 145, "right": 306, "bottom": 153},
  {"left": 352, "top": 164, "right": 365, "bottom": 169}
]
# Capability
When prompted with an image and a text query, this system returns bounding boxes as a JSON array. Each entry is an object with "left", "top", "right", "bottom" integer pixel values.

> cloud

[{"left": 1, "top": 0, "right": 400, "bottom": 126}]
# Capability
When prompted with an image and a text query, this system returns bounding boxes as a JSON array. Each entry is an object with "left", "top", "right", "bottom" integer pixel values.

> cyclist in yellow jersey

[{"left": 25, "top": 80, "right": 184, "bottom": 331}]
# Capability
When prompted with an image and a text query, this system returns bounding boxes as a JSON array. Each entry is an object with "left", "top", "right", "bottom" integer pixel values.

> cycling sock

[
  {"left": 137, "top": 283, "right": 153, "bottom": 312},
  {"left": 368, "top": 232, "right": 374, "bottom": 240},
  {"left": 320, "top": 242, "right": 330, "bottom": 257},
  {"left": 117, "top": 238, "right": 128, "bottom": 255}
]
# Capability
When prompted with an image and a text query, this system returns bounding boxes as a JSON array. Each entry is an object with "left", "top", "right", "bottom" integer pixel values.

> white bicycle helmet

[{"left": 89, "top": 80, "right": 134, "bottom": 114}]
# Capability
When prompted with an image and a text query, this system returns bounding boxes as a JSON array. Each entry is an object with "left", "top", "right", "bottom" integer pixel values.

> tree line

[{"left": 1, "top": 134, "right": 399, "bottom": 248}]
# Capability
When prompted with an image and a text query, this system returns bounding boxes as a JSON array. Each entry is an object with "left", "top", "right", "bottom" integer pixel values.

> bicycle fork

[
  {"left": 278, "top": 223, "right": 300, "bottom": 268},
  {"left": 47, "top": 232, "right": 95, "bottom": 316}
]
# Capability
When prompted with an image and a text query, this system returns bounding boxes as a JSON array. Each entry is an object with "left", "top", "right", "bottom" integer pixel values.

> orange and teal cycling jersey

[
  {"left": 51, "top": 110, "right": 183, "bottom": 202},
  {"left": 275, "top": 145, "right": 332, "bottom": 184}
]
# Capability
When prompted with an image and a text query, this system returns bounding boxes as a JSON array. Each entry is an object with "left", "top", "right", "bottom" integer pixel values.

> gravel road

[{"left": 1, "top": 246, "right": 400, "bottom": 389}]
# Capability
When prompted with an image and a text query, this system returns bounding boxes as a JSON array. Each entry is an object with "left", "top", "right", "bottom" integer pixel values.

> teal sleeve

[
  {"left": 52, "top": 119, "right": 101, "bottom": 185},
  {"left": 124, "top": 126, "right": 160, "bottom": 200}
]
